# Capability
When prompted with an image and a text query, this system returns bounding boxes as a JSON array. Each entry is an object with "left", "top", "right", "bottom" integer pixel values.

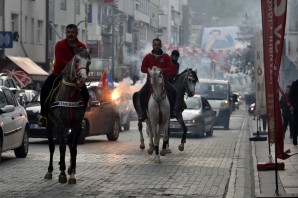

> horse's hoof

[
  {"left": 178, "top": 144, "right": 184, "bottom": 151},
  {"left": 166, "top": 148, "right": 172, "bottom": 153},
  {"left": 154, "top": 156, "right": 161, "bottom": 163},
  {"left": 160, "top": 149, "right": 166, "bottom": 156},
  {"left": 58, "top": 173, "right": 67, "bottom": 184},
  {"left": 147, "top": 149, "right": 153, "bottom": 155},
  {"left": 140, "top": 144, "right": 145, "bottom": 150},
  {"left": 68, "top": 177, "right": 77, "bottom": 184},
  {"left": 44, "top": 172, "right": 52, "bottom": 180}
]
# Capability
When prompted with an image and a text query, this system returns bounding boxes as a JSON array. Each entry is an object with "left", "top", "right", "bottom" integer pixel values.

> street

[{"left": 0, "top": 108, "right": 249, "bottom": 198}]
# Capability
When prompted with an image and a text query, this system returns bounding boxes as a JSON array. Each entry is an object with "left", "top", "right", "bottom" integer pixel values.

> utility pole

[
  {"left": 0, "top": 0, "right": 5, "bottom": 60},
  {"left": 111, "top": 5, "right": 115, "bottom": 79}
]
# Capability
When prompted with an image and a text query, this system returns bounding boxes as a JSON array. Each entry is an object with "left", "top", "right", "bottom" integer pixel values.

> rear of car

[{"left": 195, "top": 79, "right": 232, "bottom": 130}]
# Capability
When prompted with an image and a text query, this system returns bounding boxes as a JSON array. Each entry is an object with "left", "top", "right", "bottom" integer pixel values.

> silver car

[
  {"left": 0, "top": 86, "right": 29, "bottom": 162},
  {"left": 169, "top": 95, "right": 216, "bottom": 137}
]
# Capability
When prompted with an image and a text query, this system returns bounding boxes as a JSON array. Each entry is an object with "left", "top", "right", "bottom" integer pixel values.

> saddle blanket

[{"left": 51, "top": 101, "right": 84, "bottom": 108}]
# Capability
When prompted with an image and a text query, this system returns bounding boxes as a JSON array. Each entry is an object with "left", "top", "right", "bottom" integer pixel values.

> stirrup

[{"left": 38, "top": 116, "right": 48, "bottom": 127}]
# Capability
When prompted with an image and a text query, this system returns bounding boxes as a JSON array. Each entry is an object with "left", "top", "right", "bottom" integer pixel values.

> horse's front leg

[
  {"left": 160, "top": 122, "right": 170, "bottom": 156},
  {"left": 138, "top": 121, "right": 145, "bottom": 150},
  {"left": 177, "top": 114, "right": 188, "bottom": 151},
  {"left": 44, "top": 125, "right": 55, "bottom": 180},
  {"left": 151, "top": 121, "right": 161, "bottom": 163},
  {"left": 67, "top": 125, "right": 81, "bottom": 184},
  {"left": 146, "top": 119, "right": 154, "bottom": 155},
  {"left": 58, "top": 128, "right": 67, "bottom": 184}
]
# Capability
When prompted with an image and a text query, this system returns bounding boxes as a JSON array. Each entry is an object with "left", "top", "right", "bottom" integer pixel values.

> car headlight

[
  {"left": 220, "top": 100, "right": 230, "bottom": 107},
  {"left": 186, "top": 119, "right": 199, "bottom": 124}
]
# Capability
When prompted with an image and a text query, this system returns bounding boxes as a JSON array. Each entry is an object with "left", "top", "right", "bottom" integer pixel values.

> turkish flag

[{"left": 98, "top": 71, "right": 110, "bottom": 101}]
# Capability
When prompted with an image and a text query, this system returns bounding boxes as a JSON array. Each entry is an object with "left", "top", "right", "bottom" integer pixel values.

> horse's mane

[{"left": 174, "top": 68, "right": 198, "bottom": 82}]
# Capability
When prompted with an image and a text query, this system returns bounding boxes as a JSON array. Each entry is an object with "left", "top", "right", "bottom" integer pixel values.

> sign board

[{"left": 0, "top": 31, "right": 13, "bottom": 48}]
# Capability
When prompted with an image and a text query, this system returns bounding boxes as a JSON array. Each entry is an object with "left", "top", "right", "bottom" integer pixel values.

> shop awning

[{"left": 7, "top": 55, "right": 49, "bottom": 81}]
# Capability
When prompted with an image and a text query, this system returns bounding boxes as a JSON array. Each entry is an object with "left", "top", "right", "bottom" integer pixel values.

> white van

[{"left": 195, "top": 79, "right": 233, "bottom": 129}]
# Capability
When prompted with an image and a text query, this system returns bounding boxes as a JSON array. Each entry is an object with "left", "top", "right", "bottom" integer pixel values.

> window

[
  {"left": 24, "top": 16, "right": 28, "bottom": 43},
  {"left": 31, "top": 18, "right": 35, "bottom": 44},
  {"left": 60, "top": 0, "right": 66, "bottom": 10},
  {"left": 3, "top": 89, "right": 16, "bottom": 106},
  {"left": 97, "top": 4, "right": 102, "bottom": 25},
  {"left": 75, "top": 0, "right": 80, "bottom": 14},
  {"left": 0, "top": 91, "right": 8, "bottom": 108},
  {"left": 11, "top": 13, "right": 19, "bottom": 32},
  {"left": 61, "top": 26, "right": 66, "bottom": 39},
  {"left": 37, "top": 20, "right": 44, "bottom": 44}
]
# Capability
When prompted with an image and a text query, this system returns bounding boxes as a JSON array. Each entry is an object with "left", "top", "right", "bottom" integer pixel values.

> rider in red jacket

[
  {"left": 138, "top": 38, "right": 178, "bottom": 121},
  {"left": 38, "top": 24, "right": 90, "bottom": 127}
]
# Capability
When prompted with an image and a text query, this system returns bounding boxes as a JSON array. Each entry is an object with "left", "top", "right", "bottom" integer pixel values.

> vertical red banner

[{"left": 261, "top": 0, "right": 290, "bottom": 159}]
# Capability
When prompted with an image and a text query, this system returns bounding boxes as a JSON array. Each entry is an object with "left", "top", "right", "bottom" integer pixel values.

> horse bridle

[
  {"left": 63, "top": 54, "right": 89, "bottom": 88},
  {"left": 151, "top": 73, "right": 167, "bottom": 104},
  {"left": 184, "top": 70, "right": 196, "bottom": 97}
]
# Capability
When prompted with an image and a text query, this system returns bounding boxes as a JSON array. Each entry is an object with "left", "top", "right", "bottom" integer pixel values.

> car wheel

[
  {"left": 206, "top": 126, "right": 213, "bottom": 137},
  {"left": 78, "top": 120, "right": 88, "bottom": 145},
  {"left": 123, "top": 120, "right": 130, "bottom": 131},
  {"left": 107, "top": 118, "right": 120, "bottom": 141},
  {"left": 14, "top": 128, "right": 29, "bottom": 158}
]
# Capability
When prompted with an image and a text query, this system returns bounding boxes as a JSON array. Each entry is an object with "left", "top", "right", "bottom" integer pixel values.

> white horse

[{"left": 146, "top": 66, "right": 170, "bottom": 163}]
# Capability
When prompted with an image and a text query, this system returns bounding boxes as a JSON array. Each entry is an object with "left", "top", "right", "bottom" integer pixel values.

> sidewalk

[{"left": 250, "top": 116, "right": 298, "bottom": 197}]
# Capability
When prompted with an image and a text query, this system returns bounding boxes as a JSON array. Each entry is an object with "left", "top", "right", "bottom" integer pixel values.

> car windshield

[
  {"left": 185, "top": 97, "right": 201, "bottom": 110},
  {"left": 196, "top": 83, "right": 228, "bottom": 100}
]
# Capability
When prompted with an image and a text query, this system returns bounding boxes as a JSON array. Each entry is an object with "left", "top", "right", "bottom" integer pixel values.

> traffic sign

[{"left": 0, "top": 31, "right": 13, "bottom": 48}]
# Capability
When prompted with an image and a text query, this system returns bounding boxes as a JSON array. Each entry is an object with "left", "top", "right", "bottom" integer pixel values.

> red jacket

[
  {"left": 141, "top": 52, "right": 176, "bottom": 81},
  {"left": 52, "top": 38, "right": 86, "bottom": 75}
]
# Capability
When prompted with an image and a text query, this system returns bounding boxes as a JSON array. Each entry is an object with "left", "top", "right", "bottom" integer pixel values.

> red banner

[{"left": 261, "top": 0, "right": 290, "bottom": 159}]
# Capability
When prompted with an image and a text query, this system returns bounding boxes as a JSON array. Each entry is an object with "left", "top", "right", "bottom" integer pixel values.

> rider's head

[
  {"left": 171, "top": 50, "right": 180, "bottom": 63},
  {"left": 152, "top": 38, "right": 162, "bottom": 53},
  {"left": 65, "top": 24, "right": 78, "bottom": 44}
]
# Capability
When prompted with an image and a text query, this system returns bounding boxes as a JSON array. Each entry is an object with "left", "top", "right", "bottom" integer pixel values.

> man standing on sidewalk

[
  {"left": 280, "top": 85, "right": 294, "bottom": 139},
  {"left": 289, "top": 79, "right": 298, "bottom": 145}
]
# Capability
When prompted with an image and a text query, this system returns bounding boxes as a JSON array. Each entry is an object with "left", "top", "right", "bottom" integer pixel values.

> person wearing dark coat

[
  {"left": 280, "top": 85, "right": 294, "bottom": 139},
  {"left": 289, "top": 79, "right": 298, "bottom": 145}
]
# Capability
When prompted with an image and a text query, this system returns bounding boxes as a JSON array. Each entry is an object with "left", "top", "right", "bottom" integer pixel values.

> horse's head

[
  {"left": 62, "top": 47, "right": 91, "bottom": 86},
  {"left": 74, "top": 47, "right": 91, "bottom": 85},
  {"left": 148, "top": 66, "right": 165, "bottom": 103},
  {"left": 184, "top": 69, "right": 199, "bottom": 97}
]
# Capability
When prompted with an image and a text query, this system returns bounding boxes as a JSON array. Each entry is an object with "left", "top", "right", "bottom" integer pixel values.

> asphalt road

[{"left": 0, "top": 107, "right": 249, "bottom": 198}]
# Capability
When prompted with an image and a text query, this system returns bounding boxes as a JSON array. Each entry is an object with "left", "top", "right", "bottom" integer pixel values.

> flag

[
  {"left": 261, "top": 0, "right": 291, "bottom": 160},
  {"left": 98, "top": 70, "right": 110, "bottom": 101},
  {"left": 106, "top": 72, "right": 114, "bottom": 88},
  {"left": 253, "top": 29, "right": 266, "bottom": 116}
]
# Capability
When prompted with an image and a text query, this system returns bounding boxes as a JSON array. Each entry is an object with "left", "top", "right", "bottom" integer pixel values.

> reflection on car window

[
  {"left": 196, "top": 83, "right": 227, "bottom": 100},
  {"left": 185, "top": 97, "right": 201, "bottom": 109},
  {"left": 3, "top": 89, "right": 16, "bottom": 106},
  {"left": 0, "top": 91, "right": 8, "bottom": 108}
]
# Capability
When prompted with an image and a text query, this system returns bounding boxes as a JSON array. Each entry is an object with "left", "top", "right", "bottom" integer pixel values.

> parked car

[
  {"left": 26, "top": 86, "right": 121, "bottom": 144},
  {"left": 0, "top": 73, "right": 19, "bottom": 94},
  {"left": 169, "top": 95, "right": 216, "bottom": 137},
  {"left": 0, "top": 86, "right": 29, "bottom": 162}
]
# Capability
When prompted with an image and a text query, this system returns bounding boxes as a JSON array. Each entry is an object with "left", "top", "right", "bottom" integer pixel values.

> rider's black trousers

[
  {"left": 40, "top": 74, "right": 89, "bottom": 117},
  {"left": 139, "top": 80, "right": 177, "bottom": 114}
]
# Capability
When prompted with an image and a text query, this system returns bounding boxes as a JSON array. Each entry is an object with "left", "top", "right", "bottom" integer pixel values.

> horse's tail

[{"left": 132, "top": 92, "right": 142, "bottom": 115}]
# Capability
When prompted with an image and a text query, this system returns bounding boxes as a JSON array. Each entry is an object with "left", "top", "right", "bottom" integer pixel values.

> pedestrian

[
  {"left": 260, "top": 114, "right": 267, "bottom": 132},
  {"left": 138, "top": 38, "right": 178, "bottom": 121},
  {"left": 280, "top": 85, "right": 294, "bottom": 139},
  {"left": 38, "top": 24, "right": 90, "bottom": 127},
  {"left": 289, "top": 79, "right": 298, "bottom": 145}
]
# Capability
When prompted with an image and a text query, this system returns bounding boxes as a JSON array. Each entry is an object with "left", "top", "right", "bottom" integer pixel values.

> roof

[{"left": 7, "top": 56, "right": 49, "bottom": 80}]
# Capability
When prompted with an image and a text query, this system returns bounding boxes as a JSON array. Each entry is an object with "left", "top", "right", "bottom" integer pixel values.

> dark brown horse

[{"left": 44, "top": 47, "right": 91, "bottom": 184}]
